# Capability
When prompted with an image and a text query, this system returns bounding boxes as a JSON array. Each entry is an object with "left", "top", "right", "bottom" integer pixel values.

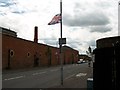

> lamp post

[{"left": 60, "top": 0, "right": 63, "bottom": 85}]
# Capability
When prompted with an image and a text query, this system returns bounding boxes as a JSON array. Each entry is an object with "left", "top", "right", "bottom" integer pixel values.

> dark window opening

[
  {"left": 10, "top": 50, "right": 14, "bottom": 57},
  {"left": 27, "top": 52, "right": 30, "bottom": 57}
]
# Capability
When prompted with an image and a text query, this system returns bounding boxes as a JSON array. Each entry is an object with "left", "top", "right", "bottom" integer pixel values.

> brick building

[
  {"left": 1, "top": 26, "right": 79, "bottom": 70},
  {"left": 79, "top": 54, "right": 91, "bottom": 61}
]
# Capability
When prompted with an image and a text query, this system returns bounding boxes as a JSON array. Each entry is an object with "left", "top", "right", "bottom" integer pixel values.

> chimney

[{"left": 34, "top": 26, "right": 38, "bottom": 43}]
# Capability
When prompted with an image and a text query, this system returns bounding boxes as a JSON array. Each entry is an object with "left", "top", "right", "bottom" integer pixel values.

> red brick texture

[{"left": 2, "top": 34, "right": 79, "bottom": 70}]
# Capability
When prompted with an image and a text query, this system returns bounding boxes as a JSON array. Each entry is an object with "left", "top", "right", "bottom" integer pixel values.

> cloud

[
  {"left": 63, "top": 11, "right": 110, "bottom": 27},
  {"left": 12, "top": 10, "right": 26, "bottom": 14},
  {"left": 0, "top": 0, "right": 15, "bottom": 7},
  {"left": 67, "top": 40, "right": 82, "bottom": 49},
  {"left": 0, "top": 11, "right": 6, "bottom": 16},
  {"left": 0, "top": 0, "right": 118, "bottom": 54},
  {"left": 88, "top": 40, "right": 96, "bottom": 47},
  {"left": 39, "top": 38, "right": 58, "bottom": 46},
  {"left": 63, "top": 0, "right": 112, "bottom": 31},
  {"left": 44, "top": 40, "right": 57, "bottom": 46},
  {"left": 0, "top": 0, "right": 29, "bottom": 15},
  {"left": 90, "top": 25, "right": 112, "bottom": 33}
]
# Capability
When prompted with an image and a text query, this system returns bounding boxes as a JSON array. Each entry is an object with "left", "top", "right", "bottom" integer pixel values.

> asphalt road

[{"left": 2, "top": 63, "right": 92, "bottom": 88}]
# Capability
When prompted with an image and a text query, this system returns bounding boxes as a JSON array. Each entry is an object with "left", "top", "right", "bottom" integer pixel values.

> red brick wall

[
  {"left": 63, "top": 48, "right": 79, "bottom": 64},
  {"left": 2, "top": 34, "right": 79, "bottom": 69},
  {"left": 2, "top": 34, "right": 35, "bottom": 69},
  {"left": 2, "top": 34, "right": 50, "bottom": 69},
  {"left": 50, "top": 47, "right": 59, "bottom": 66}
]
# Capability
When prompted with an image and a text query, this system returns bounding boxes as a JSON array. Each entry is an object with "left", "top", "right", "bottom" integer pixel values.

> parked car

[
  {"left": 77, "top": 59, "right": 86, "bottom": 64},
  {"left": 77, "top": 59, "right": 83, "bottom": 64},
  {"left": 82, "top": 60, "right": 86, "bottom": 63},
  {"left": 77, "top": 60, "right": 83, "bottom": 64}
]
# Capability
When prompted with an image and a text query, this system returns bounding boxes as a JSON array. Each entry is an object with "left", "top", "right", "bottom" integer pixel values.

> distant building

[
  {"left": 1, "top": 26, "right": 79, "bottom": 70},
  {"left": 79, "top": 54, "right": 91, "bottom": 61}
]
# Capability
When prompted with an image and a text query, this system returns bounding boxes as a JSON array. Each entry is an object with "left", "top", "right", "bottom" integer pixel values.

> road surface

[{"left": 2, "top": 63, "right": 92, "bottom": 88}]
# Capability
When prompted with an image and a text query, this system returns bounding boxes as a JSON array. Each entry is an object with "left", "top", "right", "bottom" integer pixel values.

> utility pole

[{"left": 60, "top": 0, "right": 63, "bottom": 85}]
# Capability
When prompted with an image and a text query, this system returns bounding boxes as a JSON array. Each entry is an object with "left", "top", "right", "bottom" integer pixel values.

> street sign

[{"left": 59, "top": 38, "right": 66, "bottom": 45}]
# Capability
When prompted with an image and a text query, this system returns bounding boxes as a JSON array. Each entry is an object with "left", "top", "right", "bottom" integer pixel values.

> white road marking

[
  {"left": 32, "top": 71, "right": 46, "bottom": 75},
  {"left": 50, "top": 69, "right": 59, "bottom": 72},
  {"left": 65, "top": 74, "right": 75, "bottom": 80},
  {"left": 76, "top": 73, "right": 87, "bottom": 77},
  {"left": 4, "top": 76, "right": 24, "bottom": 81}
]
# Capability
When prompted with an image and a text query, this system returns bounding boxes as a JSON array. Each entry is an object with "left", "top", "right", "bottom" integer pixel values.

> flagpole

[{"left": 60, "top": 0, "right": 63, "bottom": 85}]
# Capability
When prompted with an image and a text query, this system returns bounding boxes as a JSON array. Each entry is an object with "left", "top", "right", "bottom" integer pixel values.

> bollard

[{"left": 87, "top": 78, "right": 93, "bottom": 90}]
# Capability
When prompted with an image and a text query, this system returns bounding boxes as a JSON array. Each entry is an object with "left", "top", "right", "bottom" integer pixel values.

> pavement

[{"left": 2, "top": 66, "right": 50, "bottom": 74}]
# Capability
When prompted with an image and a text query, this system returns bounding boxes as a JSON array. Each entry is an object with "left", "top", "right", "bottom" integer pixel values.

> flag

[{"left": 48, "top": 14, "right": 61, "bottom": 25}]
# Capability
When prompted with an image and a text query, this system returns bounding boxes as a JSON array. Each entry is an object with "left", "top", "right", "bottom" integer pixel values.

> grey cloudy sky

[{"left": 0, "top": 0, "right": 119, "bottom": 54}]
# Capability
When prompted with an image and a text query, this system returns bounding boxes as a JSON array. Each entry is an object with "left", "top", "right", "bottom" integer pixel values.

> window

[
  {"left": 27, "top": 52, "right": 30, "bottom": 57},
  {"left": 10, "top": 50, "right": 14, "bottom": 57}
]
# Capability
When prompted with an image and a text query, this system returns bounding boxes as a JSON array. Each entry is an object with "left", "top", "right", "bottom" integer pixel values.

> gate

[{"left": 93, "top": 46, "right": 120, "bottom": 89}]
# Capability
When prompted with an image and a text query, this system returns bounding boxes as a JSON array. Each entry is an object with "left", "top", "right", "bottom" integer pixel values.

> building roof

[
  {"left": 0, "top": 27, "right": 17, "bottom": 37},
  {"left": 1, "top": 26, "right": 79, "bottom": 53}
]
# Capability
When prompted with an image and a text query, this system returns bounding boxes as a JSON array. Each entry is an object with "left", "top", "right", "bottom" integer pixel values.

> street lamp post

[{"left": 60, "top": 0, "right": 63, "bottom": 85}]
